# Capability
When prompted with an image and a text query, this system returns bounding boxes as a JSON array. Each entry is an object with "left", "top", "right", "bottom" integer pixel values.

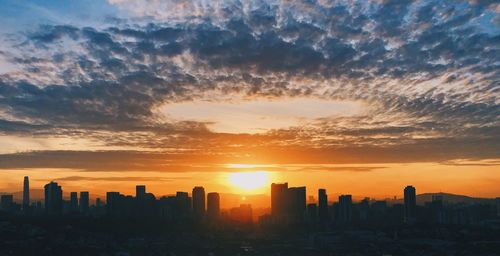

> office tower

[
  {"left": 23, "top": 176, "right": 29, "bottom": 210},
  {"left": 106, "top": 192, "right": 121, "bottom": 214},
  {"left": 307, "top": 203, "right": 318, "bottom": 225},
  {"left": 136, "top": 185, "right": 146, "bottom": 199},
  {"left": 70, "top": 192, "right": 78, "bottom": 212},
  {"left": 271, "top": 183, "right": 288, "bottom": 217},
  {"left": 207, "top": 192, "right": 220, "bottom": 219},
  {"left": 288, "top": 186, "right": 306, "bottom": 221},
  {"left": 192, "top": 186, "right": 206, "bottom": 218},
  {"left": 44, "top": 181, "right": 63, "bottom": 215},
  {"left": 1, "top": 195, "right": 13, "bottom": 212},
  {"left": 229, "top": 204, "right": 253, "bottom": 223},
  {"left": 176, "top": 191, "right": 191, "bottom": 218},
  {"left": 80, "top": 191, "right": 89, "bottom": 213},
  {"left": 404, "top": 185, "right": 416, "bottom": 224},
  {"left": 338, "top": 195, "right": 352, "bottom": 224},
  {"left": 496, "top": 197, "right": 500, "bottom": 217},
  {"left": 318, "top": 188, "right": 328, "bottom": 224}
]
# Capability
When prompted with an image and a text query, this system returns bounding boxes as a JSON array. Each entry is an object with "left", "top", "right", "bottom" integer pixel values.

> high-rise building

[
  {"left": 404, "top": 185, "right": 416, "bottom": 224},
  {"left": 106, "top": 192, "right": 121, "bottom": 214},
  {"left": 70, "top": 192, "right": 78, "bottom": 212},
  {"left": 80, "top": 191, "right": 89, "bottom": 213},
  {"left": 207, "top": 192, "right": 220, "bottom": 219},
  {"left": 23, "top": 176, "right": 29, "bottom": 211},
  {"left": 192, "top": 186, "right": 205, "bottom": 218},
  {"left": 496, "top": 197, "right": 500, "bottom": 217},
  {"left": 136, "top": 185, "right": 146, "bottom": 199},
  {"left": 176, "top": 192, "right": 191, "bottom": 218},
  {"left": 271, "top": 183, "right": 288, "bottom": 217},
  {"left": 44, "top": 181, "right": 63, "bottom": 215},
  {"left": 1, "top": 195, "right": 13, "bottom": 212},
  {"left": 318, "top": 188, "right": 328, "bottom": 224},
  {"left": 338, "top": 194, "right": 352, "bottom": 224},
  {"left": 288, "top": 186, "right": 306, "bottom": 221}
]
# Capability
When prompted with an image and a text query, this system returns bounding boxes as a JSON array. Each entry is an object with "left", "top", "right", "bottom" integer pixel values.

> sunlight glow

[{"left": 228, "top": 171, "right": 270, "bottom": 192}]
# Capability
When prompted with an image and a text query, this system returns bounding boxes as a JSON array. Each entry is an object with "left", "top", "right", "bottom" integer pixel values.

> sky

[{"left": 0, "top": 0, "right": 499, "bottom": 204}]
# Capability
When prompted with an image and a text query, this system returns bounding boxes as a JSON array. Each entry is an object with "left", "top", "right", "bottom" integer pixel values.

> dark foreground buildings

[{"left": 1, "top": 177, "right": 500, "bottom": 255}]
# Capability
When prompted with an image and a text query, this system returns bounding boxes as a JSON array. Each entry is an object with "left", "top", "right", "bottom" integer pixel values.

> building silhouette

[
  {"left": 337, "top": 195, "right": 352, "bottom": 224},
  {"left": 44, "top": 181, "right": 63, "bottom": 215},
  {"left": 80, "top": 191, "right": 89, "bottom": 213},
  {"left": 1, "top": 194, "right": 13, "bottom": 212},
  {"left": 207, "top": 192, "right": 220, "bottom": 219},
  {"left": 404, "top": 185, "right": 417, "bottom": 224},
  {"left": 318, "top": 188, "right": 328, "bottom": 224},
  {"left": 288, "top": 186, "right": 306, "bottom": 222},
  {"left": 70, "top": 192, "right": 78, "bottom": 213},
  {"left": 192, "top": 186, "right": 206, "bottom": 218},
  {"left": 271, "top": 183, "right": 288, "bottom": 218},
  {"left": 22, "top": 176, "right": 29, "bottom": 211}
]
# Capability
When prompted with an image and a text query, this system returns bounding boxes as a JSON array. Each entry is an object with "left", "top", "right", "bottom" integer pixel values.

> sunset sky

[{"left": 0, "top": 0, "right": 499, "bottom": 205}]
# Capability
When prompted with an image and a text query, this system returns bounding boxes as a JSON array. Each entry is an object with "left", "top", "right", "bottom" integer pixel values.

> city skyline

[{"left": 0, "top": 0, "right": 499, "bottom": 200}]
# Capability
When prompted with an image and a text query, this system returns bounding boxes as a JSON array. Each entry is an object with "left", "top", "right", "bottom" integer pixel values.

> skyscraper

[
  {"left": 70, "top": 192, "right": 78, "bottom": 213},
  {"left": 288, "top": 186, "right": 306, "bottom": 221},
  {"left": 404, "top": 185, "right": 416, "bottom": 224},
  {"left": 192, "top": 186, "right": 205, "bottom": 218},
  {"left": 318, "top": 188, "right": 328, "bottom": 224},
  {"left": 271, "top": 183, "right": 288, "bottom": 217},
  {"left": 44, "top": 181, "right": 63, "bottom": 215},
  {"left": 23, "top": 176, "right": 29, "bottom": 211},
  {"left": 338, "top": 194, "right": 352, "bottom": 224},
  {"left": 0, "top": 195, "right": 13, "bottom": 212},
  {"left": 80, "top": 191, "right": 89, "bottom": 213},
  {"left": 136, "top": 185, "right": 146, "bottom": 200},
  {"left": 207, "top": 192, "right": 220, "bottom": 219}
]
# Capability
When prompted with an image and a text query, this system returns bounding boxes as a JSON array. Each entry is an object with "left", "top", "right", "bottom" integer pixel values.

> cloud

[{"left": 0, "top": 0, "right": 498, "bottom": 165}]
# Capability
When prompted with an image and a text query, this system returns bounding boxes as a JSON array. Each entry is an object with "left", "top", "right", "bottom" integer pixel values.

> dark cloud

[{"left": 0, "top": 0, "right": 498, "bottom": 164}]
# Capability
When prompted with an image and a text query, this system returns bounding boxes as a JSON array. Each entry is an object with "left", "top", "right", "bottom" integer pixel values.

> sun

[{"left": 228, "top": 171, "right": 270, "bottom": 192}]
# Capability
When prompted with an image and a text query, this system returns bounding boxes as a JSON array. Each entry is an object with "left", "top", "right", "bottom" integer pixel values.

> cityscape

[
  {"left": 1, "top": 176, "right": 500, "bottom": 255},
  {"left": 1, "top": 0, "right": 499, "bottom": 255}
]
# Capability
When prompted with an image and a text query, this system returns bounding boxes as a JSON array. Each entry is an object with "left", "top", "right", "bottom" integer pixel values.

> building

[
  {"left": 1, "top": 194, "right": 14, "bottom": 212},
  {"left": 271, "top": 183, "right": 288, "bottom": 217},
  {"left": 338, "top": 195, "right": 352, "bottom": 224},
  {"left": 44, "top": 181, "right": 63, "bottom": 215},
  {"left": 80, "top": 191, "right": 89, "bottom": 213},
  {"left": 70, "top": 192, "right": 78, "bottom": 213},
  {"left": 23, "top": 176, "right": 29, "bottom": 211},
  {"left": 176, "top": 191, "right": 191, "bottom": 218},
  {"left": 318, "top": 188, "right": 328, "bottom": 224},
  {"left": 192, "top": 186, "right": 205, "bottom": 218},
  {"left": 207, "top": 192, "right": 220, "bottom": 219},
  {"left": 404, "top": 185, "right": 417, "bottom": 224},
  {"left": 288, "top": 186, "right": 306, "bottom": 221},
  {"left": 106, "top": 192, "right": 121, "bottom": 214},
  {"left": 228, "top": 204, "right": 253, "bottom": 223}
]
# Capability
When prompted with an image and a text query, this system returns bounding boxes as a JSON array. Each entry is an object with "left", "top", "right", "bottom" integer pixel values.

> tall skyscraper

[
  {"left": 288, "top": 186, "right": 306, "bottom": 221},
  {"left": 70, "top": 192, "right": 78, "bottom": 213},
  {"left": 192, "top": 186, "right": 206, "bottom": 218},
  {"left": 23, "top": 176, "right": 29, "bottom": 211},
  {"left": 80, "top": 191, "right": 89, "bottom": 213},
  {"left": 176, "top": 191, "right": 191, "bottom": 218},
  {"left": 136, "top": 185, "right": 146, "bottom": 199},
  {"left": 44, "top": 181, "right": 63, "bottom": 215},
  {"left": 271, "top": 183, "right": 288, "bottom": 217},
  {"left": 338, "top": 194, "right": 352, "bottom": 224},
  {"left": 404, "top": 185, "right": 416, "bottom": 224},
  {"left": 318, "top": 188, "right": 328, "bottom": 224},
  {"left": 207, "top": 192, "right": 220, "bottom": 219}
]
